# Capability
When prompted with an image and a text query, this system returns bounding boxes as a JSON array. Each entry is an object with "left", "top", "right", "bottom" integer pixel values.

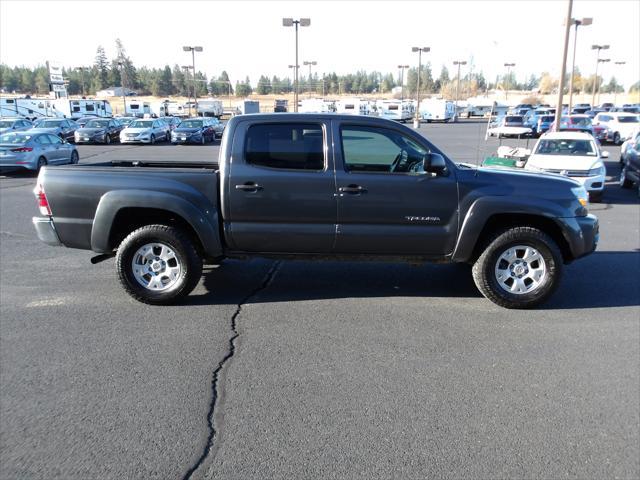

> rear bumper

[{"left": 32, "top": 217, "right": 62, "bottom": 246}]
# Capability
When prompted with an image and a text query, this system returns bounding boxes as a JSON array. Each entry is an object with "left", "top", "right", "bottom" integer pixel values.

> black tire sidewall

[
  {"left": 475, "top": 229, "right": 562, "bottom": 308},
  {"left": 116, "top": 226, "right": 200, "bottom": 304}
]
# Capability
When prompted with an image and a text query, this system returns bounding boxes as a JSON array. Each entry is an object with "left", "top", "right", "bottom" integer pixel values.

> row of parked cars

[{"left": 0, "top": 115, "right": 226, "bottom": 172}]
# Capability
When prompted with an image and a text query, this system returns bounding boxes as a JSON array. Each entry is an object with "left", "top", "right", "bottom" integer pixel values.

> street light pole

[
  {"left": 568, "top": 17, "right": 593, "bottom": 113},
  {"left": 117, "top": 61, "right": 126, "bottom": 115},
  {"left": 283, "top": 18, "right": 310, "bottom": 112},
  {"left": 503, "top": 62, "right": 515, "bottom": 100},
  {"left": 591, "top": 44, "right": 609, "bottom": 107},
  {"left": 411, "top": 47, "right": 430, "bottom": 129},
  {"left": 614, "top": 61, "right": 626, "bottom": 104},
  {"left": 397, "top": 65, "right": 409, "bottom": 102},
  {"left": 304, "top": 60, "right": 317, "bottom": 95},
  {"left": 182, "top": 65, "right": 193, "bottom": 116},
  {"left": 453, "top": 60, "right": 467, "bottom": 122},
  {"left": 183, "top": 46, "right": 203, "bottom": 115},
  {"left": 596, "top": 58, "right": 610, "bottom": 106}
]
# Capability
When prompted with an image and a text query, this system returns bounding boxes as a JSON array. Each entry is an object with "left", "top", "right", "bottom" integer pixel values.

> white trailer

[
  {"left": 335, "top": 98, "right": 374, "bottom": 116},
  {"left": 125, "top": 100, "right": 151, "bottom": 117},
  {"left": 150, "top": 101, "right": 187, "bottom": 117},
  {"left": 0, "top": 97, "right": 112, "bottom": 120},
  {"left": 197, "top": 99, "right": 224, "bottom": 118},
  {"left": 298, "top": 98, "right": 335, "bottom": 113},
  {"left": 237, "top": 100, "right": 259, "bottom": 115},
  {"left": 376, "top": 99, "right": 413, "bottom": 122},
  {"left": 420, "top": 99, "right": 456, "bottom": 122}
]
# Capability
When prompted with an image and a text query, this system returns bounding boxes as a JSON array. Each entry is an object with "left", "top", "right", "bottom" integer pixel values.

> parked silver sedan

[
  {"left": 0, "top": 132, "right": 79, "bottom": 172},
  {"left": 0, "top": 118, "right": 33, "bottom": 134},
  {"left": 119, "top": 119, "right": 170, "bottom": 144}
]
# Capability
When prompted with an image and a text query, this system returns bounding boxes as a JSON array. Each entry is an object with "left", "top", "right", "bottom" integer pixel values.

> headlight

[
  {"left": 588, "top": 165, "right": 605, "bottom": 176},
  {"left": 571, "top": 185, "right": 589, "bottom": 207}
]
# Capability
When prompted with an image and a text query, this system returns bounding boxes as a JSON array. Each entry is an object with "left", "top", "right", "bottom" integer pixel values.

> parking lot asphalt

[{"left": 1, "top": 120, "right": 638, "bottom": 479}]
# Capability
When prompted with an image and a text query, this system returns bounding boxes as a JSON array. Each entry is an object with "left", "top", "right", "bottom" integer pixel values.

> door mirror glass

[{"left": 424, "top": 152, "right": 448, "bottom": 175}]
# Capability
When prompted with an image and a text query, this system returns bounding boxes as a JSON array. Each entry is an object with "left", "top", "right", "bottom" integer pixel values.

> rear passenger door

[
  {"left": 226, "top": 121, "right": 337, "bottom": 253},
  {"left": 46, "top": 134, "right": 66, "bottom": 162}
]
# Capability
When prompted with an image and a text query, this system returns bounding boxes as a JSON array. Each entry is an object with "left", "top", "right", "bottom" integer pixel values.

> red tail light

[
  {"left": 11, "top": 147, "right": 33, "bottom": 152},
  {"left": 34, "top": 183, "right": 52, "bottom": 216}
]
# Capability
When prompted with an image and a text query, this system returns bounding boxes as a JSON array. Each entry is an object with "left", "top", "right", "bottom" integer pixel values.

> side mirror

[
  {"left": 600, "top": 150, "right": 610, "bottom": 158},
  {"left": 424, "top": 152, "right": 448, "bottom": 176}
]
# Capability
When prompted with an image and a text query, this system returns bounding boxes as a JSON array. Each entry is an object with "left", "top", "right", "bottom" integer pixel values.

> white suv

[
  {"left": 525, "top": 131, "right": 609, "bottom": 202},
  {"left": 593, "top": 112, "right": 640, "bottom": 145}
]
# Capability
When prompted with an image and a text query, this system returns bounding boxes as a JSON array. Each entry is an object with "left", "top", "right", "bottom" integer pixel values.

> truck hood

[{"left": 525, "top": 154, "right": 601, "bottom": 171}]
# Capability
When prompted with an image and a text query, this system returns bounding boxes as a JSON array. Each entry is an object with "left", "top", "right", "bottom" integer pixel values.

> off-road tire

[
  {"left": 472, "top": 227, "right": 563, "bottom": 309},
  {"left": 116, "top": 225, "right": 202, "bottom": 305}
]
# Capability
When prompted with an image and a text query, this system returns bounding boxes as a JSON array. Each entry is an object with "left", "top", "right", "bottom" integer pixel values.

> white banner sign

[{"left": 47, "top": 61, "right": 65, "bottom": 84}]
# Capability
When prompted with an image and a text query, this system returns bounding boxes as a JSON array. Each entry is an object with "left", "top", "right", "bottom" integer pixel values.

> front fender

[
  {"left": 91, "top": 190, "right": 222, "bottom": 258},
  {"left": 451, "top": 196, "right": 571, "bottom": 262}
]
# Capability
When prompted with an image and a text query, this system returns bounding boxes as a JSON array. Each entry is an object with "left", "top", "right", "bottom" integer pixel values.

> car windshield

[
  {"left": 568, "top": 117, "right": 591, "bottom": 126},
  {"left": 0, "top": 121, "right": 16, "bottom": 128},
  {"left": 540, "top": 116, "right": 555, "bottom": 122},
  {"left": 85, "top": 120, "right": 110, "bottom": 128},
  {"left": 535, "top": 139, "right": 597, "bottom": 156},
  {"left": 179, "top": 120, "right": 203, "bottom": 128},
  {"left": 0, "top": 132, "right": 32, "bottom": 144},
  {"left": 37, "top": 120, "right": 63, "bottom": 127},
  {"left": 617, "top": 116, "right": 639, "bottom": 123},
  {"left": 129, "top": 121, "right": 153, "bottom": 128}
]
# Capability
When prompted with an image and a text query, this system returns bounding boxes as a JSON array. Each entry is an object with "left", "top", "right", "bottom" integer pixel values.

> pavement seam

[{"left": 182, "top": 260, "right": 281, "bottom": 480}]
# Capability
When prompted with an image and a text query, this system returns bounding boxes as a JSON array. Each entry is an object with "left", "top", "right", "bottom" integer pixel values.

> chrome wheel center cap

[
  {"left": 514, "top": 265, "right": 525, "bottom": 276},
  {"left": 151, "top": 262, "right": 162, "bottom": 272}
]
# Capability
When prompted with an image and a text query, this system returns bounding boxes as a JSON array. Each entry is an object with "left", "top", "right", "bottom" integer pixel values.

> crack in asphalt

[{"left": 182, "top": 260, "right": 281, "bottom": 480}]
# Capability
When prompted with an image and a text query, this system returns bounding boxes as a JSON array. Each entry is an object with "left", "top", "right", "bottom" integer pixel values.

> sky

[{"left": 1, "top": 0, "right": 639, "bottom": 89}]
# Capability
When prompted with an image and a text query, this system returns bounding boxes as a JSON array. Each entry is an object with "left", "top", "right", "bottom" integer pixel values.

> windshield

[
  {"left": 129, "top": 121, "right": 153, "bottom": 128},
  {"left": 0, "top": 133, "right": 32, "bottom": 144},
  {"left": 534, "top": 139, "right": 597, "bottom": 156},
  {"left": 37, "top": 120, "right": 63, "bottom": 127},
  {"left": 617, "top": 116, "right": 639, "bottom": 123},
  {"left": 179, "top": 120, "right": 202, "bottom": 128},
  {"left": 85, "top": 120, "right": 110, "bottom": 128},
  {"left": 567, "top": 117, "right": 591, "bottom": 126}
]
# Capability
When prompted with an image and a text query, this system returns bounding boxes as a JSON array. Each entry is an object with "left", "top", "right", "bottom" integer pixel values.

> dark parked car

[
  {"left": 75, "top": 116, "right": 100, "bottom": 128},
  {"left": 620, "top": 136, "right": 640, "bottom": 195},
  {"left": 32, "top": 114, "right": 598, "bottom": 309},
  {"left": 74, "top": 118, "right": 124, "bottom": 144},
  {"left": 534, "top": 115, "right": 555, "bottom": 136},
  {"left": 30, "top": 118, "right": 78, "bottom": 142},
  {"left": 0, "top": 118, "right": 33, "bottom": 134},
  {"left": 0, "top": 131, "right": 78, "bottom": 172},
  {"left": 170, "top": 118, "right": 215, "bottom": 145},
  {"left": 208, "top": 117, "right": 225, "bottom": 139},
  {"left": 572, "top": 103, "right": 591, "bottom": 114}
]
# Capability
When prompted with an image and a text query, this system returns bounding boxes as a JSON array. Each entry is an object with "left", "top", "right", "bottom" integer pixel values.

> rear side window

[
  {"left": 36, "top": 135, "right": 51, "bottom": 145},
  {"left": 245, "top": 123, "right": 324, "bottom": 171}
]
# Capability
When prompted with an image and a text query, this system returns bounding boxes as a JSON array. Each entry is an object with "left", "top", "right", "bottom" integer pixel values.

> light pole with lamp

[
  {"left": 411, "top": 47, "right": 430, "bottom": 129},
  {"left": 503, "top": 62, "right": 515, "bottom": 100},
  {"left": 183, "top": 46, "right": 203, "bottom": 115},
  {"left": 590, "top": 44, "right": 609, "bottom": 107},
  {"left": 567, "top": 17, "right": 592, "bottom": 113},
  {"left": 283, "top": 18, "right": 310, "bottom": 112},
  {"left": 613, "top": 61, "right": 626, "bottom": 104},
  {"left": 182, "top": 65, "right": 193, "bottom": 116},
  {"left": 596, "top": 58, "right": 610, "bottom": 106},
  {"left": 303, "top": 61, "right": 317, "bottom": 95},
  {"left": 453, "top": 60, "right": 467, "bottom": 122},
  {"left": 117, "top": 61, "right": 126, "bottom": 115},
  {"left": 397, "top": 64, "right": 409, "bottom": 101}
]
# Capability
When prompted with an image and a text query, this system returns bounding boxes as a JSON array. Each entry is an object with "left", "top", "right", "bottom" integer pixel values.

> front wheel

[
  {"left": 150, "top": 134, "right": 156, "bottom": 145},
  {"left": 472, "top": 227, "right": 563, "bottom": 309},
  {"left": 115, "top": 225, "right": 203, "bottom": 305},
  {"left": 105, "top": 134, "right": 111, "bottom": 145},
  {"left": 620, "top": 165, "right": 634, "bottom": 188},
  {"left": 70, "top": 151, "right": 79, "bottom": 164},
  {"left": 613, "top": 132, "right": 621, "bottom": 145}
]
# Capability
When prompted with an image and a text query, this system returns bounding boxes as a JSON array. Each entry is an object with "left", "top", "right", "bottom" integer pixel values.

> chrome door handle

[
  {"left": 338, "top": 185, "right": 367, "bottom": 194},
  {"left": 235, "top": 183, "right": 263, "bottom": 192}
]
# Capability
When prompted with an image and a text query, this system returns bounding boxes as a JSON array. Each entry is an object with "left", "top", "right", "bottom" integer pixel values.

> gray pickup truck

[{"left": 33, "top": 114, "right": 599, "bottom": 308}]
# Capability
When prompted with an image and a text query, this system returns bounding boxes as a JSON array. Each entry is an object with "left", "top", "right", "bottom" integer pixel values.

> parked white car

[
  {"left": 620, "top": 127, "right": 640, "bottom": 165},
  {"left": 119, "top": 119, "right": 170, "bottom": 144},
  {"left": 525, "top": 131, "right": 608, "bottom": 202},
  {"left": 592, "top": 112, "right": 640, "bottom": 145}
]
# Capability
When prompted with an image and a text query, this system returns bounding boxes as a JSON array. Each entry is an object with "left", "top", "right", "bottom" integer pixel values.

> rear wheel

[
  {"left": 472, "top": 227, "right": 563, "bottom": 309},
  {"left": 116, "top": 225, "right": 203, "bottom": 305},
  {"left": 620, "top": 165, "right": 634, "bottom": 188},
  {"left": 105, "top": 135, "right": 111, "bottom": 144},
  {"left": 201, "top": 135, "right": 205, "bottom": 145},
  {"left": 70, "top": 151, "right": 79, "bottom": 164},
  {"left": 35, "top": 156, "right": 47, "bottom": 173}
]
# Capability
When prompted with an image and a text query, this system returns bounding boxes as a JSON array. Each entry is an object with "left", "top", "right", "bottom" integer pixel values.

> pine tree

[{"left": 94, "top": 45, "right": 109, "bottom": 90}]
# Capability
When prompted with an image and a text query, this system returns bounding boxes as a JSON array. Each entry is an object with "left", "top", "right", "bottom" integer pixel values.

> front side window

[
  {"left": 48, "top": 134, "right": 63, "bottom": 144},
  {"left": 245, "top": 123, "right": 324, "bottom": 171},
  {"left": 341, "top": 126, "right": 427, "bottom": 173}
]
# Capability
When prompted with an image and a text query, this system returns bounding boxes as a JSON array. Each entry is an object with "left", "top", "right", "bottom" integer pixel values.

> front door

[
  {"left": 333, "top": 122, "right": 459, "bottom": 256},
  {"left": 227, "top": 121, "right": 337, "bottom": 253}
]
